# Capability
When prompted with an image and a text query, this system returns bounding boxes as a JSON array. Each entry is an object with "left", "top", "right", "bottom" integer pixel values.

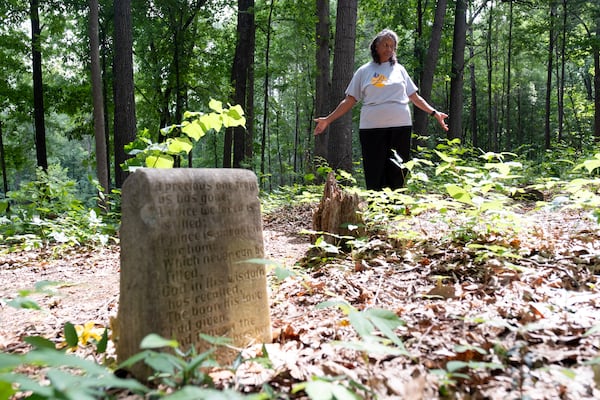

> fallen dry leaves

[{"left": 0, "top": 203, "right": 599, "bottom": 399}]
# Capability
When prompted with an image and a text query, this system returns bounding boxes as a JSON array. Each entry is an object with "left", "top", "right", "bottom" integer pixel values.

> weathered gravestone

[{"left": 116, "top": 168, "right": 271, "bottom": 378}]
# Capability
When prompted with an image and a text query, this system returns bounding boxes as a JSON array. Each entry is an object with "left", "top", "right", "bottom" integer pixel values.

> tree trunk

[
  {"left": 312, "top": 172, "right": 365, "bottom": 246},
  {"left": 505, "top": 0, "right": 513, "bottom": 150},
  {"left": 30, "top": 0, "right": 47, "bottom": 171},
  {"left": 260, "top": 0, "right": 275, "bottom": 187},
  {"left": 314, "top": 0, "right": 330, "bottom": 167},
  {"left": 595, "top": 9, "right": 600, "bottom": 141},
  {"left": 448, "top": 0, "right": 467, "bottom": 141},
  {"left": 0, "top": 121, "right": 8, "bottom": 195},
  {"left": 113, "top": 0, "right": 137, "bottom": 187},
  {"left": 469, "top": 26, "right": 478, "bottom": 148},
  {"left": 413, "top": 0, "right": 447, "bottom": 138},
  {"left": 545, "top": 1, "right": 557, "bottom": 150},
  {"left": 89, "top": 0, "right": 109, "bottom": 195},
  {"left": 557, "top": 0, "right": 567, "bottom": 142},
  {"left": 486, "top": 1, "right": 495, "bottom": 151},
  {"left": 228, "top": 0, "right": 255, "bottom": 169},
  {"left": 327, "top": 0, "right": 357, "bottom": 173}
]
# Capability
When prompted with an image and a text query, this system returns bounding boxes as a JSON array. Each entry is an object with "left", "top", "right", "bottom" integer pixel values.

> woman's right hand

[{"left": 313, "top": 117, "right": 330, "bottom": 135}]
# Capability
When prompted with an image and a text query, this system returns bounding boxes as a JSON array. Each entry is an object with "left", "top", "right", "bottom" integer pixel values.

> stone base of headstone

[
  {"left": 116, "top": 168, "right": 271, "bottom": 380},
  {"left": 312, "top": 172, "right": 365, "bottom": 246}
]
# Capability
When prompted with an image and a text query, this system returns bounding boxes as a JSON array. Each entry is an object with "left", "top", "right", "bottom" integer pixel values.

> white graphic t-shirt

[{"left": 345, "top": 61, "right": 418, "bottom": 129}]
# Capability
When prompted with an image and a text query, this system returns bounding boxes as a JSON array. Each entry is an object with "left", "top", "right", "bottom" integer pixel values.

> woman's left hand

[{"left": 434, "top": 111, "right": 449, "bottom": 131}]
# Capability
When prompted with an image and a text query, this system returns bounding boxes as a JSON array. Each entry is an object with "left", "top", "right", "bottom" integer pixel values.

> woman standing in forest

[{"left": 314, "top": 29, "right": 448, "bottom": 190}]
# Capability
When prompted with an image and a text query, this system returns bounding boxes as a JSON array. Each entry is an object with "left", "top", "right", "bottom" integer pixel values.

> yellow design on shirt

[{"left": 371, "top": 73, "right": 387, "bottom": 87}]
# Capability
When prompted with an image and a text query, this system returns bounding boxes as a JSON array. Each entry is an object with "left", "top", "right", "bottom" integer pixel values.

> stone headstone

[{"left": 116, "top": 168, "right": 271, "bottom": 378}]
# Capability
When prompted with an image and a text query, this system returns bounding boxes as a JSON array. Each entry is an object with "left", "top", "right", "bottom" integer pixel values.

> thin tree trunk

[
  {"left": 414, "top": 0, "right": 447, "bottom": 138},
  {"left": 0, "top": 121, "right": 8, "bottom": 195},
  {"left": 260, "top": 0, "right": 275, "bottom": 186},
  {"left": 328, "top": 0, "right": 357, "bottom": 172},
  {"left": 113, "top": 0, "right": 137, "bottom": 187},
  {"left": 30, "top": 0, "right": 47, "bottom": 171},
  {"left": 486, "top": 0, "right": 495, "bottom": 151},
  {"left": 100, "top": 22, "right": 111, "bottom": 188},
  {"left": 89, "top": 0, "right": 109, "bottom": 195},
  {"left": 545, "top": 1, "right": 557, "bottom": 150},
  {"left": 595, "top": 10, "right": 600, "bottom": 140},
  {"left": 227, "top": 0, "right": 255, "bottom": 168},
  {"left": 448, "top": 0, "right": 467, "bottom": 141},
  {"left": 469, "top": 27, "right": 478, "bottom": 148},
  {"left": 314, "top": 0, "right": 330, "bottom": 166},
  {"left": 557, "top": 0, "right": 567, "bottom": 142},
  {"left": 505, "top": 0, "right": 513, "bottom": 150}
]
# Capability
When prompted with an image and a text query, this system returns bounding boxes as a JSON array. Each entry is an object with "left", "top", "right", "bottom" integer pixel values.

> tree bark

[
  {"left": 113, "top": 0, "right": 137, "bottom": 187},
  {"left": 89, "top": 0, "right": 109, "bottom": 194},
  {"left": 312, "top": 172, "right": 364, "bottom": 246},
  {"left": 545, "top": 1, "right": 557, "bottom": 150},
  {"left": 0, "top": 121, "right": 8, "bottom": 195},
  {"left": 260, "top": 0, "right": 275, "bottom": 187},
  {"left": 314, "top": 0, "right": 330, "bottom": 166},
  {"left": 505, "top": 0, "right": 513, "bottom": 149},
  {"left": 327, "top": 0, "right": 357, "bottom": 173},
  {"left": 227, "top": 0, "right": 255, "bottom": 168},
  {"left": 595, "top": 9, "right": 600, "bottom": 141},
  {"left": 413, "top": 0, "right": 447, "bottom": 138},
  {"left": 30, "top": 0, "right": 47, "bottom": 171},
  {"left": 448, "top": 0, "right": 467, "bottom": 141}
]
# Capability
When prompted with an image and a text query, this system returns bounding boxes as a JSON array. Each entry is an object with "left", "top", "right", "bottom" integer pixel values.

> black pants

[{"left": 359, "top": 126, "right": 412, "bottom": 191}]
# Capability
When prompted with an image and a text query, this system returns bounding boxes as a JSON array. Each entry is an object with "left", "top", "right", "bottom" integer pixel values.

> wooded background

[{"left": 0, "top": 0, "right": 598, "bottom": 197}]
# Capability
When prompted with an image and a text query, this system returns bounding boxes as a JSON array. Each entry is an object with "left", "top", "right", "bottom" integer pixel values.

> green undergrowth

[{"left": 2, "top": 140, "right": 600, "bottom": 398}]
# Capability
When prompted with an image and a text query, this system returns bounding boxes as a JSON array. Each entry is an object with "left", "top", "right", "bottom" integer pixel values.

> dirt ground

[{"left": 1, "top": 203, "right": 600, "bottom": 399}]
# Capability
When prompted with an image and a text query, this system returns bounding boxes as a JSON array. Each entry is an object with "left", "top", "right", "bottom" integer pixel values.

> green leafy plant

[
  {"left": 0, "top": 166, "right": 118, "bottom": 252},
  {"left": 0, "top": 336, "right": 148, "bottom": 400},
  {"left": 123, "top": 99, "right": 246, "bottom": 170}
]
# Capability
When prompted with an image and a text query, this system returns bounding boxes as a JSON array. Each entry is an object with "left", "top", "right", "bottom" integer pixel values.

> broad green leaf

[
  {"left": 0, "top": 353, "right": 21, "bottom": 371},
  {"left": 145, "top": 154, "right": 174, "bottom": 169},
  {"left": 6, "top": 297, "right": 40, "bottom": 310},
  {"left": 167, "top": 137, "right": 193, "bottom": 154},
  {"left": 96, "top": 328, "right": 108, "bottom": 354},
  {"left": 364, "top": 308, "right": 405, "bottom": 347},
  {"left": 181, "top": 120, "right": 206, "bottom": 141},
  {"left": 304, "top": 380, "right": 334, "bottom": 400},
  {"left": 64, "top": 322, "right": 79, "bottom": 348},
  {"left": 348, "top": 310, "right": 374, "bottom": 339},
  {"left": 222, "top": 111, "right": 246, "bottom": 128},
  {"left": 316, "top": 300, "right": 355, "bottom": 315},
  {"left": 446, "top": 360, "right": 469, "bottom": 372},
  {"left": 0, "top": 380, "right": 16, "bottom": 400},
  {"left": 434, "top": 150, "right": 459, "bottom": 163},
  {"left": 227, "top": 104, "right": 245, "bottom": 120},
  {"left": 143, "top": 352, "right": 180, "bottom": 374},
  {"left": 199, "top": 113, "right": 223, "bottom": 133},
  {"left": 208, "top": 98, "right": 224, "bottom": 113},
  {"left": 574, "top": 157, "right": 600, "bottom": 174},
  {"left": 198, "top": 333, "right": 233, "bottom": 346},
  {"left": 24, "top": 336, "right": 56, "bottom": 350},
  {"left": 183, "top": 111, "right": 201, "bottom": 119},
  {"left": 435, "top": 163, "right": 452, "bottom": 176},
  {"left": 445, "top": 184, "right": 473, "bottom": 205},
  {"left": 140, "top": 333, "right": 179, "bottom": 349}
]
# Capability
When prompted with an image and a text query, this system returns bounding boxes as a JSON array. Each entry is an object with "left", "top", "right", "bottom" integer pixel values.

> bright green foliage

[
  {"left": 317, "top": 300, "right": 408, "bottom": 356},
  {"left": 123, "top": 100, "right": 246, "bottom": 170},
  {"left": 0, "top": 166, "right": 119, "bottom": 252}
]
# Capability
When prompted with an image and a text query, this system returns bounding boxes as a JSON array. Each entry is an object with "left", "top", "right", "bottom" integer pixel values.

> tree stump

[{"left": 312, "top": 172, "right": 365, "bottom": 245}]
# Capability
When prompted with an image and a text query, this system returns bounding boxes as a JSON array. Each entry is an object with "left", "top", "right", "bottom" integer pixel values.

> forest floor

[{"left": 1, "top": 200, "right": 600, "bottom": 399}]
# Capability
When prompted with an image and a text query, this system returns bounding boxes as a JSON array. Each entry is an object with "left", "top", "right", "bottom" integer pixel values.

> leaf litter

[{"left": 0, "top": 202, "right": 599, "bottom": 399}]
